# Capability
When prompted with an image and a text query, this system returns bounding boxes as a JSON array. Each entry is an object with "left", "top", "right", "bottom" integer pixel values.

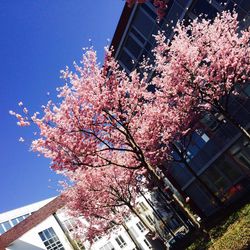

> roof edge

[
  {"left": 0, "top": 196, "right": 65, "bottom": 249},
  {"left": 110, "top": 2, "right": 133, "bottom": 55}
]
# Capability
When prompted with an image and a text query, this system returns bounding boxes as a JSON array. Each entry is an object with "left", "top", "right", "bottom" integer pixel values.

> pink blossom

[{"left": 11, "top": 10, "right": 250, "bottom": 239}]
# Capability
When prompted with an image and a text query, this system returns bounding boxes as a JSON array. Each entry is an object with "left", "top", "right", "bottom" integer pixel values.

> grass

[{"left": 187, "top": 203, "right": 250, "bottom": 250}]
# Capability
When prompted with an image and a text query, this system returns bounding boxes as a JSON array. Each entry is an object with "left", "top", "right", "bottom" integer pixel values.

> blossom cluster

[{"left": 11, "top": 10, "right": 250, "bottom": 244}]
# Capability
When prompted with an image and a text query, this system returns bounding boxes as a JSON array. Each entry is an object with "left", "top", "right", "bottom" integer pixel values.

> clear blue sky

[{"left": 0, "top": 0, "right": 124, "bottom": 212}]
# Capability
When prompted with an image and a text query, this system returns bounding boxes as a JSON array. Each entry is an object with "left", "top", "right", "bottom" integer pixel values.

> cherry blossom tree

[
  {"left": 152, "top": 10, "right": 250, "bottom": 140},
  {"left": 11, "top": 47, "right": 198, "bottom": 227},
  {"left": 11, "top": 48, "right": 191, "bottom": 187},
  {"left": 61, "top": 165, "right": 155, "bottom": 244},
  {"left": 10, "top": 7, "right": 249, "bottom": 245}
]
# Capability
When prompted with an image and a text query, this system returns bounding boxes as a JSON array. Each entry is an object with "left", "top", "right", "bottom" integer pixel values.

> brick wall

[{"left": 0, "top": 196, "right": 65, "bottom": 250}]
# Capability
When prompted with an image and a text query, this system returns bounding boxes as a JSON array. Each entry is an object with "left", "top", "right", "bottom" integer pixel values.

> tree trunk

[
  {"left": 143, "top": 162, "right": 201, "bottom": 229},
  {"left": 139, "top": 190, "right": 176, "bottom": 238},
  {"left": 172, "top": 143, "right": 223, "bottom": 207},
  {"left": 156, "top": 189, "right": 190, "bottom": 230},
  {"left": 129, "top": 205, "right": 155, "bottom": 234},
  {"left": 158, "top": 188, "right": 200, "bottom": 229}
]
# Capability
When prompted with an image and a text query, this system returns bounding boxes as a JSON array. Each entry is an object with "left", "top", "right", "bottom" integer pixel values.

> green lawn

[{"left": 187, "top": 203, "right": 250, "bottom": 250}]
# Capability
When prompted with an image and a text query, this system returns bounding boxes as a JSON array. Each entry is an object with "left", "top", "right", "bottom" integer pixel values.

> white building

[
  {"left": 0, "top": 194, "right": 181, "bottom": 250},
  {"left": 0, "top": 196, "right": 75, "bottom": 250}
]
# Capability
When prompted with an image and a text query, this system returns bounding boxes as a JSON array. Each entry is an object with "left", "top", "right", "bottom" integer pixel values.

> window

[
  {"left": 125, "top": 35, "right": 142, "bottom": 59},
  {"left": 130, "top": 27, "right": 145, "bottom": 44},
  {"left": 118, "top": 49, "right": 134, "bottom": 72},
  {"left": 202, "top": 166, "right": 230, "bottom": 196},
  {"left": 75, "top": 241, "right": 85, "bottom": 250},
  {"left": 200, "top": 150, "right": 246, "bottom": 202},
  {"left": 229, "top": 137, "right": 250, "bottom": 170},
  {"left": 23, "top": 214, "right": 29, "bottom": 219},
  {"left": 124, "top": 214, "right": 131, "bottom": 222},
  {"left": 38, "top": 227, "right": 65, "bottom": 250},
  {"left": 243, "top": 84, "right": 250, "bottom": 97},
  {"left": 10, "top": 214, "right": 30, "bottom": 227},
  {"left": 115, "top": 235, "right": 127, "bottom": 248},
  {"left": 16, "top": 216, "right": 24, "bottom": 223},
  {"left": 0, "top": 224, "right": 5, "bottom": 235},
  {"left": 133, "top": 8, "right": 155, "bottom": 39},
  {"left": 2, "top": 221, "right": 11, "bottom": 231},
  {"left": 93, "top": 235, "right": 102, "bottom": 242},
  {"left": 186, "top": 130, "right": 210, "bottom": 159},
  {"left": 190, "top": 0, "right": 218, "bottom": 19},
  {"left": 11, "top": 218, "right": 19, "bottom": 226},
  {"left": 200, "top": 113, "right": 219, "bottom": 132},
  {"left": 185, "top": 181, "right": 216, "bottom": 216},
  {"left": 141, "top": 3, "right": 157, "bottom": 20},
  {"left": 63, "top": 218, "right": 77, "bottom": 233},
  {"left": 170, "top": 161, "right": 193, "bottom": 187},
  {"left": 139, "top": 202, "right": 148, "bottom": 211},
  {"left": 168, "top": 218, "right": 180, "bottom": 231},
  {"left": 217, "top": 158, "right": 242, "bottom": 182},
  {"left": 99, "top": 242, "right": 114, "bottom": 250},
  {"left": 136, "top": 221, "right": 146, "bottom": 232},
  {"left": 1, "top": 214, "right": 31, "bottom": 232},
  {"left": 145, "top": 215, "right": 154, "bottom": 225},
  {"left": 144, "top": 238, "right": 151, "bottom": 248}
]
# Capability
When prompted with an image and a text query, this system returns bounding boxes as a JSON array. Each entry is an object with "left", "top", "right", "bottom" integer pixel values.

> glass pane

[
  {"left": 144, "top": 239, "right": 151, "bottom": 247},
  {"left": 49, "top": 239, "right": 54, "bottom": 244},
  {"left": 244, "top": 85, "right": 250, "bottom": 96},
  {"left": 133, "top": 8, "right": 155, "bottom": 39},
  {"left": 118, "top": 50, "right": 134, "bottom": 72},
  {"left": 17, "top": 216, "right": 24, "bottom": 222},
  {"left": 23, "top": 214, "right": 29, "bottom": 219},
  {"left": 238, "top": 154, "right": 250, "bottom": 169},
  {"left": 141, "top": 3, "right": 157, "bottom": 20},
  {"left": 218, "top": 160, "right": 242, "bottom": 181},
  {"left": 240, "top": 0, "right": 250, "bottom": 11},
  {"left": 165, "top": 1, "right": 184, "bottom": 26},
  {"left": 185, "top": 181, "right": 216, "bottom": 215},
  {"left": 0, "top": 224, "right": 5, "bottom": 234},
  {"left": 39, "top": 232, "right": 46, "bottom": 241},
  {"left": 2, "top": 221, "right": 11, "bottom": 231},
  {"left": 125, "top": 36, "right": 142, "bottom": 59},
  {"left": 202, "top": 166, "right": 230, "bottom": 196},
  {"left": 190, "top": 0, "right": 218, "bottom": 19},
  {"left": 11, "top": 218, "right": 19, "bottom": 226},
  {"left": 39, "top": 227, "right": 65, "bottom": 250},
  {"left": 176, "top": 0, "right": 189, "bottom": 8},
  {"left": 45, "top": 229, "right": 51, "bottom": 239},
  {"left": 130, "top": 27, "right": 145, "bottom": 44},
  {"left": 48, "top": 227, "right": 56, "bottom": 237},
  {"left": 170, "top": 162, "right": 193, "bottom": 187},
  {"left": 44, "top": 241, "right": 49, "bottom": 246}
]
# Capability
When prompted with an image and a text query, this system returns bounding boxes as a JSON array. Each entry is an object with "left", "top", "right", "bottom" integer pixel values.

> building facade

[
  {"left": 111, "top": 0, "right": 250, "bottom": 217},
  {"left": 0, "top": 197, "right": 76, "bottom": 250},
  {"left": 0, "top": 194, "right": 185, "bottom": 250}
]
